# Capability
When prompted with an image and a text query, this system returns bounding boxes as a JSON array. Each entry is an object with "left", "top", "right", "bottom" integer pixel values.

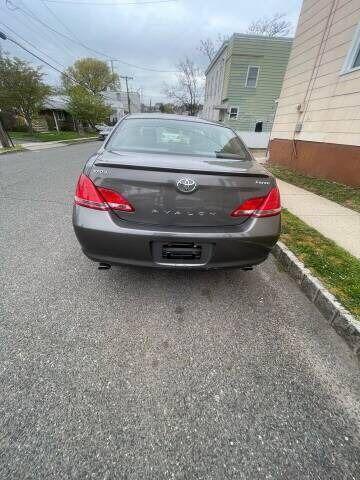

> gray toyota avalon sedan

[{"left": 73, "top": 114, "right": 281, "bottom": 269}]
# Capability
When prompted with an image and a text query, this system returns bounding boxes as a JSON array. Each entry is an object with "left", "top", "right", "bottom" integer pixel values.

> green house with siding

[{"left": 203, "top": 34, "right": 293, "bottom": 138}]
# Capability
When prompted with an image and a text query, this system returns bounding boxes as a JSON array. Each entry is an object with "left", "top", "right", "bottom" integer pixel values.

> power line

[
  {"left": 0, "top": 30, "right": 85, "bottom": 88},
  {"left": 0, "top": 28, "right": 142, "bottom": 99},
  {"left": 43, "top": 0, "right": 177, "bottom": 5},
  {"left": 40, "top": 0, "right": 82, "bottom": 43},
  {"left": 0, "top": 21, "right": 67, "bottom": 70},
  {"left": 10, "top": 1, "right": 115, "bottom": 59},
  {"left": 0, "top": 31, "right": 68, "bottom": 77},
  {"left": 7, "top": 0, "right": 178, "bottom": 73},
  {"left": 4, "top": 1, "right": 78, "bottom": 61}
]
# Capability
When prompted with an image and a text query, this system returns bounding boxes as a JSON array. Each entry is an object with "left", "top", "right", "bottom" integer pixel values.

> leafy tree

[
  {"left": 247, "top": 13, "right": 292, "bottom": 37},
  {"left": 164, "top": 57, "right": 203, "bottom": 116},
  {"left": 0, "top": 55, "right": 51, "bottom": 133},
  {"left": 67, "top": 85, "right": 113, "bottom": 127},
  {"left": 62, "top": 57, "right": 118, "bottom": 94},
  {"left": 158, "top": 103, "right": 174, "bottom": 113}
]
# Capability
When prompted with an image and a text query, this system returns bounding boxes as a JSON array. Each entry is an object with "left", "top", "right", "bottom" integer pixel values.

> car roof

[{"left": 124, "top": 113, "right": 220, "bottom": 126}]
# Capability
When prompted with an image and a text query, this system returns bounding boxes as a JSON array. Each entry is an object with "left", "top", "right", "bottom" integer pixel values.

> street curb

[
  {"left": 272, "top": 241, "right": 360, "bottom": 360},
  {"left": 62, "top": 136, "right": 100, "bottom": 145},
  {"left": 0, "top": 147, "right": 26, "bottom": 155}
]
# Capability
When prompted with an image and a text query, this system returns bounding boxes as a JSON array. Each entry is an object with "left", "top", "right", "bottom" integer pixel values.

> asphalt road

[{"left": 1, "top": 143, "right": 359, "bottom": 480}]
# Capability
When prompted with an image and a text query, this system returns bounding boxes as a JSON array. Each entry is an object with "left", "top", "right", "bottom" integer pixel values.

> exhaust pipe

[
  {"left": 241, "top": 266, "right": 253, "bottom": 271},
  {"left": 98, "top": 262, "right": 111, "bottom": 270}
]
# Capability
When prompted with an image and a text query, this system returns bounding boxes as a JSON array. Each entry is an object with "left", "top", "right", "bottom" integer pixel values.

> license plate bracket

[
  {"left": 162, "top": 242, "right": 202, "bottom": 260},
  {"left": 152, "top": 241, "right": 212, "bottom": 265}
]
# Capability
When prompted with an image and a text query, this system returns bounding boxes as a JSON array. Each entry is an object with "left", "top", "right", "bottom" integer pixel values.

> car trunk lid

[{"left": 90, "top": 150, "right": 274, "bottom": 227}]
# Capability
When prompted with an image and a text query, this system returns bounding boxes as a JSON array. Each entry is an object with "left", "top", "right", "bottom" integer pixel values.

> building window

[
  {"left": 229, "top": 107, "right": 238, "bottom": 120},
  {"left": 342, "top": 23, "right": 360, "bottom": 73},
  {"left": 245, "top": 66, "right": 260, "bottom": 88}
]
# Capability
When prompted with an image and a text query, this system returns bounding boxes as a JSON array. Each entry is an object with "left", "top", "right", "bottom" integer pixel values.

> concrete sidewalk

[
  {"left": 17, "top": 136, "right": 99, "bottom": 151},
  {"left": 278, "top": 179, "right": 360, "bottom": 259},
  {"left": 20, "top": 141, "right": 68, "bottom": 151}
]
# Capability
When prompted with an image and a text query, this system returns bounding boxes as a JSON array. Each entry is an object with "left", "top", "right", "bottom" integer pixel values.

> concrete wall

[{"left": 237, "top": 131, "right": 270, "bottom": 149}]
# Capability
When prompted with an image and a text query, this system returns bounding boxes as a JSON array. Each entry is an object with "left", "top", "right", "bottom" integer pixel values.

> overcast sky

[{"left": 1, "top": 0, "right": 302, "bottom": 104}]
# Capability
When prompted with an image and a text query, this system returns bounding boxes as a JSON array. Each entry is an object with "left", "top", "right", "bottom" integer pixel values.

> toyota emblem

[{"left": 176, "top": 178, "right": 197, "bottom": 193}]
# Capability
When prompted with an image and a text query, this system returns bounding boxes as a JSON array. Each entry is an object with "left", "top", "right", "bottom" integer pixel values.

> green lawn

[
  {"left": 281, "top": 209, "right": 360, "bottom": 320},
  {"left": 268, "top": 165, "right": 360, "bottom": 213},
  {"left": 9, "top": 131, "right": 97, "bottom": 142}
]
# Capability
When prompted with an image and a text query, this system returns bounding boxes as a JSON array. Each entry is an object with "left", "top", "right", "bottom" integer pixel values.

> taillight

[
  {"left": 97, "top": 186, "right": 134, "bottom": 212},
  {"left": 231, "top": 187, "right": 281, "bottom": 218},
  {"left": 74, "top": 174, "right": 134, "bottom": 212}
]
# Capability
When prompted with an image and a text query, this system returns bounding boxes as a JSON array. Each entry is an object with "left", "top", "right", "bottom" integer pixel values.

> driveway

[{"left": 1, "top": 143, "right": 359, "bottom": 479}]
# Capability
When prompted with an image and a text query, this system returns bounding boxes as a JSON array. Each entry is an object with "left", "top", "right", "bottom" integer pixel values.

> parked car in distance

[
  {"left": 95, "top": 124, "right": 113, "bottom": 140},
  {"left": 73, "top": 114, "right": 281, "bottom": 270}
]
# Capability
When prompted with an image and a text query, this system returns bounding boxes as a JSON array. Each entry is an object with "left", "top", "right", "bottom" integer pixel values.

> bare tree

[
  {"left": 198, "top": 16, "right": 291, "bottom": 64},
  {"left": 198, "top": 34, "right": 230, "bottom": 62},
  {"left": 198, "top": 38, "right": 217, "bottom": 63},
  {"left": 247, "top": 13, "right": 291, "bottom": 37},
  {"left": 164, "top": 57, "right": 203, "bottom": 116}
]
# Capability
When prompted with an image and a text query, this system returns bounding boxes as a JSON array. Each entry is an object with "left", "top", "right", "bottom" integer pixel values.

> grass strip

[
  {"left": 280, "top": 209, "right": 360, "bottom": 320},
  {"left": 9, "top": 131, "right": 96, "bottom": 142},
  {"left": 268, "top": 164, "right": 360, "bottom": 213}
]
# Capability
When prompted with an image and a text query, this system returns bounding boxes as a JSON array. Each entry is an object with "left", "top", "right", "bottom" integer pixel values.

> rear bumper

[{"left": 73, "top": 206, "right": 281, "bottom": 269}]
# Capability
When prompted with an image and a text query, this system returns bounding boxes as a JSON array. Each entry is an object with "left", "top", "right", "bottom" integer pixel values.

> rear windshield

[{"left": 105, "top": 118, "right": 250, "bottom": 160}]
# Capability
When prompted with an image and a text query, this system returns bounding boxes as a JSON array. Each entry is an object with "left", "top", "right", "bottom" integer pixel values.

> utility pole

[
  {"left": 0, "top": 33, "right": 11, "bottom": 148},
  {"left": 0, "top": 110, "right": 12, "bottom": 149},
  {"left": 109, "top": 60, "right": 117, "bottom": 89},
  {"left": 120, "top": 75, "right": 133, "bottom": 114},
  {"left": 0, "top": 120, "right": 11, "bottom": 148}
]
